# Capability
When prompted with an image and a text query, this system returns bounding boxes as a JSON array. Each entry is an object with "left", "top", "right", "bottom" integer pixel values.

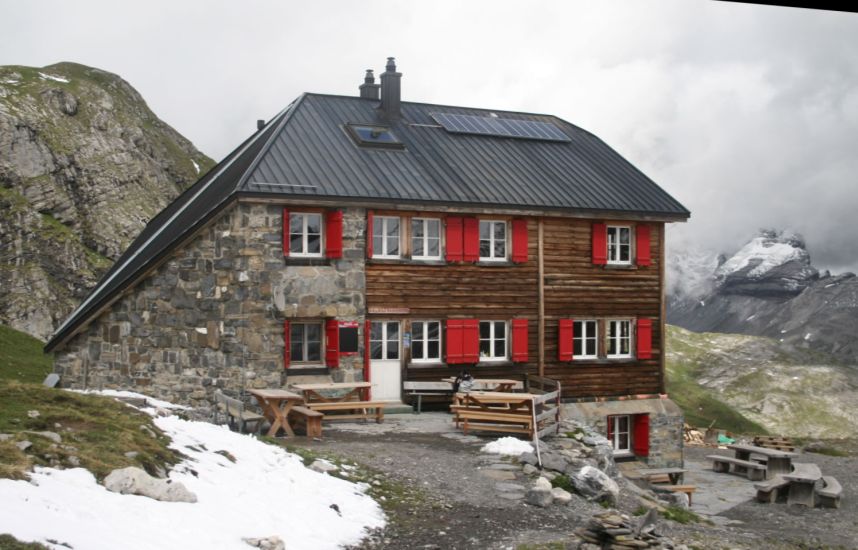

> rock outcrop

[
  {"left": 668, "top": 230, "right": 858, "bottom": 363},
  {"left": 0, "top": 62, "right": 213, "bottom": 340}
]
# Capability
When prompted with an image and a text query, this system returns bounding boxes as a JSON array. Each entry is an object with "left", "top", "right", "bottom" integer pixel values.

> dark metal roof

[
  {"left": 245, "top": 94, "right": 690, "bottom": 217},
  {"left": 47, "top": 93, "right": 688, "bottom": 351}
]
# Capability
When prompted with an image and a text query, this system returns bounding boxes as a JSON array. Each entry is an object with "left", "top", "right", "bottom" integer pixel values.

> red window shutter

[
  {"left": 463, "top": 319, "right": 480, "bottom": 363},
  {"left": 511, "top": 319, "right": 529, "bottom": 362},
  {"left": 558, "top": 319, "right": 573, "bottom": 361},
  {"left": 325, "top": 319, "right": 340, "bottom": 368},
  {"left": 463, "top": 218, "right": 479, "bottom": 262},
  {"left": 326, "top": 210, "right": 343, "bottom": 259},
  {"left": 366, "top": 211, "right": 374, "bottom": 259},
  {"left": 445, "top": 217, "right": 463, "bottom": 262},
  {"left": 606, "top": 416, "right": 614, "bottom": 441},
  {"left": 511, "top": 219, "right": 528, "bottom": 263},
  {"left": 633, "top": 414, "right": 650, "bottom": 457},
  {"left": 282, "top": 208, "right": 290, "bottom": 257},
  {"left": 283, "top": 320, "right": 290, "bottom": 369},
  {"left": 364, "top": 319, "right": 371, "bottom": 399},
  {"left": 637, "top": 318, "right": 653, "bottom": 360},
  {"left": 636, "top": 224, "right": 651, "bottom": 266},
  {"left": 445, "top": 320, "right": 464, "bottom": 364},
  {"left": 592, "top": 222, "right": 607, "bottom": 265}
]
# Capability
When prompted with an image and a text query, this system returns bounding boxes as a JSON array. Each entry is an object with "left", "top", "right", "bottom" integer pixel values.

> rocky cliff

[
  {"left": 668, "top": 230, "right": 858, "bottom": 363},
  {"left": 0, "top": 62, "right": 214, "bottom": 340}
]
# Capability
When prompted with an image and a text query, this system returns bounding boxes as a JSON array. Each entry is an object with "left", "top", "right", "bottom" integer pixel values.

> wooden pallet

[{"left": 753, "top": 435, "right": 796, "bottom": 452}]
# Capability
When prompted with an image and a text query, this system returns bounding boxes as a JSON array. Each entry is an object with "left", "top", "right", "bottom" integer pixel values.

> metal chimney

[
  {"left": 359, "top": 69, "right": 380, "bottom": 100},
  {"left": 257, "top": 119, "right": 266, "bottom": 131},
  {"left": 379, "top": 57, "right": 401, "bottom": 119}
]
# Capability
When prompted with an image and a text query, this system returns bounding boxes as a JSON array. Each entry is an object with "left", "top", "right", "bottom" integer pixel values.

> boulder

[
  {"left": 525, "top": 476, "right": 554, "bottom": 507},
  {"left": 309, "top": 459, "right": 338, "bottom": 474},
  {"left": 104, "top": 467, "right": 197, "bottom": 503},
  {"left": 551, "top": 487, "right": 573, "bottom": 504},
  {"left": 243, "top": 536, "right": 285, "bottom": 550},
  {"left": 571, "top": 465, "right": 619, "bottom": 505},
  {"left": 25, "top": 431, "right": 62, "bottom": 444},
  {"left": 539, "top": 452, "right": 569, "bottom": 473}
]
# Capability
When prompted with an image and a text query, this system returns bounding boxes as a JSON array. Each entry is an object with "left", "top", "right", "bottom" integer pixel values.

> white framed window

[
  {"left": 479, "top": 220, "right": 507, "bottom": 261},
  {"left": 607, "top": 319, "right": 633, "bottom": 358},
  {"left": 372, "top": 216, "right": 401, "bottom": 258},
  {"left": 290, "top": 322, "right": 322, "bottom": 363},
  {"left": 479, "top": 320, "right": 507, "bottom": 361},
  {"left": 608, "top": 415, "right": 631, "bottom": 454},
  {"left": 412, "top": 218, "right": 441, "bottom": 260},
  {"left": 411, "top": 320, "right": 441, "bottom": 362},
  {"left": 370, "top": 321, "right": 400, "bottom": 360},
  {"left": 607, "top": 226, "right": 631, "bottom": 264},
  {"left": 573, "top": 320, "right": 598, "bottom": 359},
  {"left": 289, "top": 213, "right": 323, "bottom": 257}
]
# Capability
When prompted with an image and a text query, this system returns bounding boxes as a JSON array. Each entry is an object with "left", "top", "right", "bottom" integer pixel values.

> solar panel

[{"left": 431, "top": 112, "right": 571, "bottom": 142}]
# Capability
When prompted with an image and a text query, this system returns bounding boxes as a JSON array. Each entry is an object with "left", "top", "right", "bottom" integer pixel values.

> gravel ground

[{"left": 287, "top": 415, "right": 857, "bottom": 549}]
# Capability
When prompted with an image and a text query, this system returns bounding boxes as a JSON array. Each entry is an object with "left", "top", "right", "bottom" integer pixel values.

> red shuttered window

[
  {"left": 511, "top": 219, "right": 528, "bottom": 263},
  {"left": 325, "top": 210, "right": 343, "bottom": 259},
  {"left": 463, "top": 217, "right": 479, "bottom": 262},
  {"left": 636, "top": 318, "right": 653, "bottom": 360},
  {"left": 446, "top": 320, "right": 464, "bottom": 364},
  {"left": 592, "top": 222, "right": 607, "bottom": 265},
  {"left": 511, "top": 319, "right": 529, "bottom": 362},
  {"left": 558, "top": 319, "right": 574, "bottom": 361},
  {"left": 325, "top": 319, "right": 339, "bottom": 368},
  {"left": 636, "top": 224, "right": 651, "bottom": 267},
  {"left": 282, "top": 208, "right": 290, "bottom": 257},
  {"left": 463, "top": 319, "right": 480, "bottom": 363},
  {"left": 445, "top": 217, "right": 463, "bottom": 262},
  {"left": 633, "top": 414, "right": 650, "bottom": 457},
  {"left": 283, "top": 320, "right": 290, "bottom": 369}
]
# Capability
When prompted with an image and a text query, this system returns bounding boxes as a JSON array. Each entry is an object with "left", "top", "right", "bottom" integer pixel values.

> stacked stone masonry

[{"left": 54, "top": 202, "right": 367, "bottom": 411}]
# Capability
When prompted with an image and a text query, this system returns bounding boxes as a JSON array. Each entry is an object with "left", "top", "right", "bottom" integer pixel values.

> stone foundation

[
  {"left": 54, "top": 202, "right": 367, "bottom": 411},
  {"left": 560, "top": 397, "right": 684, "bottom": 468}
]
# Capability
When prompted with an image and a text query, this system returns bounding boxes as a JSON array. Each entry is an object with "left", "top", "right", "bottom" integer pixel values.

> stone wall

[
  {"left": 560, "top": 398, "right": 684, "bottom": 468},
  {"left": 53, "top": 202, "right": 367, "bottom": 410}
]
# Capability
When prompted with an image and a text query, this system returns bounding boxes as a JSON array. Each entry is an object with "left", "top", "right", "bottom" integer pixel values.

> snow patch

[
  {"left": 192, "top": 159, "right": 200, "bottom": 174},
  {"left": 71, "top": 389, "right": 189, "bottom": 411},
  {"left": 481, "top": 437, "right": 533, "bottom": 456},
  {"left": 38, "top": 72, "right": 70, "bottom": 83},
  {"left": 715, "top": 236, "right": 804, "bottom": 280},
  {"left": 804, "top": 333, "right": 812, "bottom": 341},
  {"left": 0, "top": 392, "right": 384, "bottom": 550},
  {"left": 1, "top": 78, "right": 20, "bottom": 85}
]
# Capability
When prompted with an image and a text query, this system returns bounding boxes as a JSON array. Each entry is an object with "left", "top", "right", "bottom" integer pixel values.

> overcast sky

[{"left": 2, "top": 0, "right": 857, "bottom": 273}]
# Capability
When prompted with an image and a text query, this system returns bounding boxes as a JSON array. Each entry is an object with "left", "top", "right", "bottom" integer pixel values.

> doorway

[{"left": 369, "top": 320, "right": 401, "bottom": 401}]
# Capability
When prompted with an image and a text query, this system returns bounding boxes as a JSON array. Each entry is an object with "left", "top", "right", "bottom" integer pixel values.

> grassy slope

[
  {"left": 0, "top": 325, "right": 179, "bottom": 481},
  {"left": 666, "top": 325, "right": 768, "bottom": 435}
]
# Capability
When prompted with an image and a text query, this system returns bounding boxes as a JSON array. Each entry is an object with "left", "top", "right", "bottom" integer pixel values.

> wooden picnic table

[
  {"left": 727, "top": 443, "right": 798, "bottom": 479},
  {"left": 637, "top": 467, "right": 687, "bottom": 485},
  {"left": 451, "top": 391, "right": 536, "bottom": 436},
  {"left": 441, "top": 378, "right": 522, "bottom": 392},
  {"left": 290, "top": 382, "right": 371, "bottom": 403},
  {"left": 247, "top": 389, "right": 304, "bottom": 437}
]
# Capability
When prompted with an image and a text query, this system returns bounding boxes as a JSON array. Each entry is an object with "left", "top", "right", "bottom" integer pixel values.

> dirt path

[{"left": 286, "top": 414, "right": 858, "bottom": 549}]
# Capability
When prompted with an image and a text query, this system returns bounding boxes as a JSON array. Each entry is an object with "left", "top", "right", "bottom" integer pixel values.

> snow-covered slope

[{"left": 0, "top": 393, "right": 385, "bottom": 550}]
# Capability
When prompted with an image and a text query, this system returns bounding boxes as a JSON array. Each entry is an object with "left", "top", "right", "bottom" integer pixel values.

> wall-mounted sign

[
  {"left": 368, "top": 307, "right": 410, "bottom": 315},
  {"left": 338, "top": 321, "right": 359, "bottom": 355}
]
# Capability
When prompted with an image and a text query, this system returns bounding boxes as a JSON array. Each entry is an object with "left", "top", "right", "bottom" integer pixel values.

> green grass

[
  {"left": 661, "top": 505, "right": 704, "bottom": 524},
  {"left": 0, "top": 326, "right": 53, "bottom": 384},
  {"left": 0, "top": 534, "right": 50, "bottom": 549},
  {"left": 549, "top": 474, "right": 574, "bottom": 493},
  {"left": 0, "top": 379, "right": 180, "bottom": 480}
]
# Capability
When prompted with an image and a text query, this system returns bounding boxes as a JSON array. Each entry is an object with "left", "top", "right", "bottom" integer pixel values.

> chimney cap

[
  {"left": 385, "top": 57, "right": 397, "bottom": 72},
  {"left": 364, "top": 69, "right": 375, "bottom": 84}
]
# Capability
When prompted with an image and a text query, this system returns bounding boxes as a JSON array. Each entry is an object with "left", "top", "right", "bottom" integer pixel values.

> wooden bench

[
  {"left": 287, "top": 406, "right": 324, "bottom": 438},
  {"left": 817, "top": 476, "right": 842, "bottom": 509},
  {"left": 403, "top": 381, "right": 454, "bottom": 413},
  {"left": 755, "top": 475, "right": 790, "bottom": 503},
  {"left": 213, "top": 390, "right": 265, "bottom": 434},
  {"left": 306, "top": 401, "right": 386, "bottom": 423},
  {"left": 456, "top": 409, "right": 534, "bottom": 437},
  {"left": 707, "top": 455, "right": 767, "bottom": 481},
  {"left": 654, "top": 484, "right": 697, "bottom": 506}
]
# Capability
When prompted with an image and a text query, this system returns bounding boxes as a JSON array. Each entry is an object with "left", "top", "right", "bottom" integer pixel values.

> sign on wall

[{"left": 338, "top": 321, "right": 359, "bottom": 355}]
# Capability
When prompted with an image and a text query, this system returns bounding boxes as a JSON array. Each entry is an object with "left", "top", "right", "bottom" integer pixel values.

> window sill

[
  {"left": 603, "top": 264, "right": 638, "bottom": 270},
  {"left": 284, "top": 257, "right": 332, "bottom": 267},
  {"left": 565, "top": 358, "right": 640, "bottom": 365}
]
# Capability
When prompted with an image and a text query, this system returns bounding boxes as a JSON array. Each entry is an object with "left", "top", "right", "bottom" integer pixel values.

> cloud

[{"left": 1, "top": 0, "right": 856, "bottom": 272}]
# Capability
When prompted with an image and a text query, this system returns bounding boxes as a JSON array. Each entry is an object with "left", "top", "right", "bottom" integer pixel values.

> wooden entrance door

[{"left": 369, "top": 321, "right": 401, "bottom": 401}]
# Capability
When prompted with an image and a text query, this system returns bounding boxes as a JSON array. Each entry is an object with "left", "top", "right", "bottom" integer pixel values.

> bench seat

[
  {"left": 306, "top": 401, "right": 386, "bottom": 423},
  {"left": 817, "top": 476, "right": 842, "bottom": 509},
  {"left": 707, "top": 455, "right": 767, "bottom": 481},
  {"left": 754, "top": 475, "right": 790, "bottom": 503},
  {"left": 403, "top": 381, "right": 454, "bottom": 413},
  {"left": 457, "top": 409, "right": 534, "bottom": 437},
  {"left": 213, "top": 390, "right": 264, "bottom": 434},
  {"left": 287, "top": 406, "right": 324, "bottom": 438}
]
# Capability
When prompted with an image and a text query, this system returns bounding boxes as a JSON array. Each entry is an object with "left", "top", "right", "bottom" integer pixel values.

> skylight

[{"left": 346, "top": 124, "right": 405, "bottom": 150}]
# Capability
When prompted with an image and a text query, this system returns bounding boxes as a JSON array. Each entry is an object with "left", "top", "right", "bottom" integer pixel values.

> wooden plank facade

[{"left": 363, "top": 209, "right": 664, "bottom": 400}]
